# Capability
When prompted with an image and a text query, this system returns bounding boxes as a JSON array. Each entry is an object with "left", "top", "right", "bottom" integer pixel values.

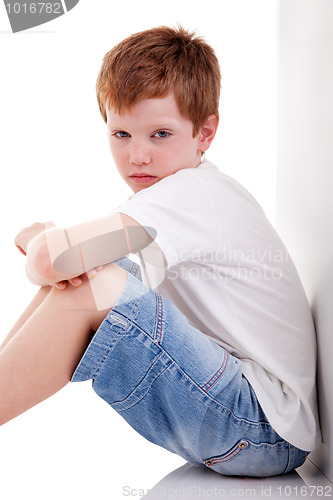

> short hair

[{"left": 96, "top": 26, "right": 221, "bottom": 137}]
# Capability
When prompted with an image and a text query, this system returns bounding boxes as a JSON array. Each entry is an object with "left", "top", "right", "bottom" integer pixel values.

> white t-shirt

[{"left": 116, "top": 158, "right": 321, "bottom": 451}]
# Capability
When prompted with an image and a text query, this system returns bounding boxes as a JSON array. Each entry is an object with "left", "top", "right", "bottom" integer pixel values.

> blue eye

[
  {"left": 114, "top": 131, "right": 130, "bottom": 138},
  {"left": 154, "top": 131, "right": 170, "bottom": 138}
]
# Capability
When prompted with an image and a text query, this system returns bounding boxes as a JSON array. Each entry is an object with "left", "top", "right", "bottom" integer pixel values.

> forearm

[{"left": 25, "top": 213, "right": 155, "bottom": 286}]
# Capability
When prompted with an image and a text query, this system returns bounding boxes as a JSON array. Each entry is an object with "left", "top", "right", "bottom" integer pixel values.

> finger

[
  {"left": 86, "top": 269, "right": 97, "bottom": 279},
  {"left": 86, "top": 266, "right": 103, "bottom": 278},
  {"left": 68, "top": 277, "right": 82, "bottom": 287},
  {"left": 54, "top": 281, "right": 67, "bottom": 290}
]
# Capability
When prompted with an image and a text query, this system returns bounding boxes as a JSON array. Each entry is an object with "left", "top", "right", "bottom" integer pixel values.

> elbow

[
  {"left": 35, "top": 245, "right": 55, "bottom": 282},
  {"left": 25, "top": 233, "right": 55, "bottom": 286}
]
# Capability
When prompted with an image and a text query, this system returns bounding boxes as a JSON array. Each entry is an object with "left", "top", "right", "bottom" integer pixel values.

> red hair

[{"left": 96, "top": 26, "right": 221, "bottom": 136}]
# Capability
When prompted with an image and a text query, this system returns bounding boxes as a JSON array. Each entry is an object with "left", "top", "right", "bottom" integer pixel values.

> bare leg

[
  {"left": 0, "top": 263, "right": 127, "bottom": 426},
  {"left": 0, "top": 286, "right": 52, "bottom": 352}
]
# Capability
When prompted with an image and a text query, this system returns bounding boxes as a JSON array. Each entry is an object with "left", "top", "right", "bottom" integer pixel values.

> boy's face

[{"left": 106, "top": 94, "right": 205, "bottom": 193}]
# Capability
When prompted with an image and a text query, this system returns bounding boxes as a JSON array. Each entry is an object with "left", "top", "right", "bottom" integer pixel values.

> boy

[{"left": 0, "top": 26, "right": 321, "bottom": 477}]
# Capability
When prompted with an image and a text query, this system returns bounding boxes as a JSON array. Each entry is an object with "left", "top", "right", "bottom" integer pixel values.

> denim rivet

[
  {"left": 205, "top": 460, "right": 213, "bottom": 466},
  {"left": 238, "top": 440, "right": 248, "bottom": 449}
]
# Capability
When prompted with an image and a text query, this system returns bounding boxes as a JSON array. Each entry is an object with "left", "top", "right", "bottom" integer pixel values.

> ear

[{"left": 197, "top": 114, "right": 219, "bottom": 153}]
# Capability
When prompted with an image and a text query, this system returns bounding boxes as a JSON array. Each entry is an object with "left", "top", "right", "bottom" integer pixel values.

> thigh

[
  {"left": 0, "top": 281, "right": 94, "bottom": 424},
  {"left": 0, "top": 263, "right": 127, "bottom": 426},
  {"left": 71, "top": 271, "right": 244, "bottom": 463},
  {"left": 72, "top": 268, "right": 309, "bottom": 477},
  {"left": 0, "top": 285, "right": 52, "bottom": 352}
]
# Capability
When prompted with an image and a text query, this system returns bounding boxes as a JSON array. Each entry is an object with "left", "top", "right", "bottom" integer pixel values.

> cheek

[
  {"left": 155, "top": 145, "right": 176, "bottom": 163},
  {"left": 154, "top": 151, "right": 175, "bottom": 176}
]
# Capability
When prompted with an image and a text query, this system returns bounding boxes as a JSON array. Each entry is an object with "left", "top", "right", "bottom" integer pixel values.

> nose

[{"left": 130, "top": 140, "right": 151, "bottom": 166}]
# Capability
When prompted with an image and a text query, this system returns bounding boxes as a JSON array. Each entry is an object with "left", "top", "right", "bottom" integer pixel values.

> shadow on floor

[{"left": 142, "top": 461, "right": 308, "bottom": 499}]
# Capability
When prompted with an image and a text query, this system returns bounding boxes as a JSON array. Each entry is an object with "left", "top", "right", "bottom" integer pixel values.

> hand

[
  {"left": 53, "top": 266, "right": 104, "bottom": 290},
  {"left": 15, "top": 221, "right": 55, "bottom": 256}
]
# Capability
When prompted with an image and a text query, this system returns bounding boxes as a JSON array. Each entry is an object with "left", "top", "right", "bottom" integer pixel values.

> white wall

[{"left": 277, "top": 0, "right": 333, "bottom": 481}]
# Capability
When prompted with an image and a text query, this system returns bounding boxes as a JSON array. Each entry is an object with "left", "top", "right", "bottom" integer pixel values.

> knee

[
  {"left": 47, "top": 275, "right": 96, "bottom": 327},
  {"left": 48, "top": 263, "right": 128, "bottom": 331}
]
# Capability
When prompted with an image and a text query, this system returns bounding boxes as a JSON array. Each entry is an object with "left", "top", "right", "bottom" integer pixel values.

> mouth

[{"left": 129, "top": 173, "right": 158, "bottom": 184}]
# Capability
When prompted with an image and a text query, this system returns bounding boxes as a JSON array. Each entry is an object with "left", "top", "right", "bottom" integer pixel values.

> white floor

[
  {"left": 0, "top": 381, "right": 331, "bottom": 499},
  {"left": 143, "top": 458, "right": 333, "bottom": 499}
]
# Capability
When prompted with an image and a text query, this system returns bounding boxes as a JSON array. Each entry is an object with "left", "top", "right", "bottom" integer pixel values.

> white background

[{"left": 0, "top": 1, "right": 278, "bottom": 498}]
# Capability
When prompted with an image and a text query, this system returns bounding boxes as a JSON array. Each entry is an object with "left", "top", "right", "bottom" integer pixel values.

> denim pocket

[
  {"left": 204, "top": 439, "right": 249, "bottom": 468},
  {"left": 203, "top": 439, "right": 290, "bottom": 477}
]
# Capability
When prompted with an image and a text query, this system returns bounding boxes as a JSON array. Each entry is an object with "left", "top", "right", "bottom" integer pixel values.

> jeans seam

[
  {"left": 200, "top": 350, "right": 229, "bottom": 392},
  {"left": 283, "top": 443, "right": 292, "bottom": 474},
  {"left": 154, "top": 293, "right": 164, "bottom": 344},
  {"left": 143, "top": 338, "right": 265, "bottom": 428},
  {"left": 92, "top": 277, "right": 142, "bottom": 381},
  {"left": 91, "top": 321, "right": 128, "bottom": 380},
  {"left": 130, "top": 262, "right": 141, "bottom": 279},
  {"left": 206, "top": 446, "right": 244, "bottom": 464},
  {"left": 115, "top": 361, "right": 173, "bottom": 413}
]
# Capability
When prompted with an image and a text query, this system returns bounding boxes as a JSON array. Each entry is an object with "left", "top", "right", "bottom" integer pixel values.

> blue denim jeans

[{"left": 71, "top": 257, "right": 309, "bottom": 477}]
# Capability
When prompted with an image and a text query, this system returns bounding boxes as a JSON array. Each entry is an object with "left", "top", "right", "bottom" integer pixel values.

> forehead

[{"left": 106, "top": 94, "right": 190, "bottom": 127}]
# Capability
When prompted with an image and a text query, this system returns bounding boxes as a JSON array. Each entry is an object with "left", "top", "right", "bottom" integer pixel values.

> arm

[{"left": 24, "top": 213, "right": 156, "bottom": 286}]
